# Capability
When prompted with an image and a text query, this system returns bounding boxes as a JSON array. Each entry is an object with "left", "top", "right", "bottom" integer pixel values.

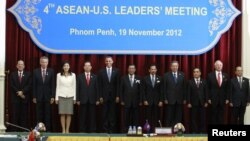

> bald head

[{"left": 214, "top": 60, "right": 223, "bottom": 71}]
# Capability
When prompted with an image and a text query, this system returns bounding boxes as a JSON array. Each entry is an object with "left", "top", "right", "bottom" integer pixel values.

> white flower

[{"left": 174, "top": 123, "right": 185, "bottom": 132}]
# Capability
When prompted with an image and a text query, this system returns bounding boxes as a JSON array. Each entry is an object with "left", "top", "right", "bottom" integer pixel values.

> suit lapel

[
  {"left": 39, "top": 69, "right": 43, "bottom": 83},
  {"left": 234, "top": 77, "right": 241, "bottom": 89},
  {"left": 89, "top": 74, "right": 94, "bottom": 86},
  {"left": 146, "top": 75, "right": 153, "bottom": 88},
  {"left": 192, "top": 79, "right": 197, "bottom": 88},
  {"left": 82, "top": 73, "right": 87, "bottom": 86},
  {"left": 126, "top": 75, "right": 132, "bottom": 88},
  {"left": 104, "top": 69, "right": 108, "bottom": 81},
  {"left": 110, "top": 69, "right": 116, "bottom": 81},
  {"left": 212, "top": 72, "right": 220, "bottom": 87}
]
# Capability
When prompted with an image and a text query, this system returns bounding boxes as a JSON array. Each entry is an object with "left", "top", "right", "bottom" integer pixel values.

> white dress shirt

[{"left": 55, "top": 73, "right": 76, "bottom": 100}]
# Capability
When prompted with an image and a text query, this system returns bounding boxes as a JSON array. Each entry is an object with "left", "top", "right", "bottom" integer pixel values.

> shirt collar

[
  {"left": 41, "top": 68, "right": 47, "bottom": 71},
  {"left": 194, "top": 77, "right": 200, "bottom": 81},
  {"left": 85, "top": 72, "right": 91, "bottom": 76},
  {"left": 18, "top": 71, "right": 23, "bottom": 74},
  {"left": 128, "top": 74, "right": 134, "bottom": 78},
  {"left": 215, "top": 71, "right": 221, "bottom": 75},
  {"left": 106, "top": 67, "right": 112, "bottom": 70}
]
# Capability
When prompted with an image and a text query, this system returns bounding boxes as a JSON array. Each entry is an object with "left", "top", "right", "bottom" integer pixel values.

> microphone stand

[
  {"left": 6, "top": 122, "right": 30, "bottom": 132},
  {"left": 158, "top": 120, "right": 163, "bottom": 128}
]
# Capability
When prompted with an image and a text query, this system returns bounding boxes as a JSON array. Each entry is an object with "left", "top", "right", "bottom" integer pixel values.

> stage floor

[{"left": 0, "top": 133, "right": 208, "bottom": 141}]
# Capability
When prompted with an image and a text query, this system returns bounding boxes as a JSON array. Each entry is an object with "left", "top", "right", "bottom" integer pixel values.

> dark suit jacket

[
  {"left": 207, "top": 72, "right": 229, "bottom": 106},
  {"left": 143, "top": 75, "right": 163, "bottom": 105},
  {"left": 229, "top": 77, "right": 250, "bottom": 107},
  {"left": 98, "top": 67, "right": 120, "bottom": 102},
  {"left": 33, "top": 68, "right": 55, "bottom": 102},
  {"left": 10, "top": 71, "right": 31, "bottom": 103},
  {"left": 120, "top": 75, "right": 143, "bottom": 108},
  {"left": 163, "top": 71, "right": 186, "bottom": 105},
  {"left": 76, "top": 73, "right": 99, "bottom": 104},
  {"left": 187, "top": 78, "right": 208, "bottom": 106}
]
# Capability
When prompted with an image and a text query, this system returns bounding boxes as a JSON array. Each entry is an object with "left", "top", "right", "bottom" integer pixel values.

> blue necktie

[
  {"left": 107, "top": 68, "right": 111, "bottom": 82},
  {"left": 173, "top": 73, "right": 177, "bottom": 83},
  {"left": 151, "top": 75, "right": 155, "bottom": 87}
]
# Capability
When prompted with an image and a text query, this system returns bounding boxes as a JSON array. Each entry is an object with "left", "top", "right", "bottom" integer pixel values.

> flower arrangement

[
  {"left": 28, "top": 122, "right": 46, "bottom": 141},
  {"left": 173, "top": 123, "right": 185, "bottom": 136}
]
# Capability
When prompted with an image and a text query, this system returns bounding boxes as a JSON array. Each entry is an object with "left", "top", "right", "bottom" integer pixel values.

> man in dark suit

[
  {"left": 207, "top": 60, "right": 229, "bottom": 124},
  {"left": 98, "top": 56, "right": 120, "bottom": 133},
  {"left": 120, "top": 65, "right": 142, "bottom": 132},
  {"left": 10, "top": 60, "right": 31, "bottom": 131},
  {"left": 163, "top": 61, "right": 186, "bottom": 127},
  {"left": 229, "top": 66, "right": 250, "bottom": 124},
  {"left": 33, "top": 56, "right": 55, "bottom": 131},
  {"left": 76, "top": 61, "right": 100, "bottom": 132},
  {"left": 143, "top": 64, "right": 163, "bottom": 131},
  {"left": 187, "top": 68, "right": 208, "bottom": 133}
]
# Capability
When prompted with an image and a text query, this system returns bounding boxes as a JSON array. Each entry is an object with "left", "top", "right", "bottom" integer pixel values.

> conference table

[{"left": 0, "top": 133, "right": 208, "bottom": 141}]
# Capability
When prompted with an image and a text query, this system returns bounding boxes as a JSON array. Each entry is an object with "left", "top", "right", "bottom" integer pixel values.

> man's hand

[
  {"left": 77, "top": 101, "right": 80, "bottom": 105},
  {"left": 229, "top": 103, "right": 233, "bottom": 107},
  {"left": 187, "top": 103, "right": 192, "bottom": 108},
  {"left": 121, "top": 102, "right": 125, "bottom": 106},
  {"left": 50, "top": 98, "right": 54, "bottom": 104},
  {"left": 96, "top": 101, "right": 100, "bottom": 105},
  {"left": 183, "top": 100, "right": 187, "bottom": 105},
  {"left": 17, "top": 91, "right": 23, "bottom": 96},
  {"left": 164, "top": 100, "right": 168, "bottom": 104},
  {"left": 208, "top": 100, "right": 212, "bottom": 104},
  {"left": 158, "top": 102, "right": 163, "bottom": 107},
  {"left": 204, "top": 103, "right": 208, "bottom": 108},
  {"left": 20, "top": 94, "right": 25, "bottom": 99},
  {"left": 99, "top": 97, "right": 103, "bottom": 104},
  {"left": 225, "top": 100, "right": 229, "bottom": 104},
  {"left": 115, "top": 97, "right": 119, "bottom": 103},
  {"left": 144, "top": 101, "right": 149, "bottom": 106},
  {"left": 33, "top": 98, "right": 37, "bottom": 104}
]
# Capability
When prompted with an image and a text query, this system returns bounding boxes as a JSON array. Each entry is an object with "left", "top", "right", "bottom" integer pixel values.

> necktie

[
  {"left": 173, "top": 73, "right": 177, "bottom": 83},
  {"left": 217, "top": 72, "right": 221, "bottom": 87},
  {"left": 130, "top": 75, "right": 134, "bottom": 87},
  {"left": 42, "top": 69, "right": 46, "bottom": 83},
  {"left": 239, "top": 77, "right": 242, "bottom": 88},
  {"left": 196, "top": 79, "right": 200, "bottom": 88},
  {"left": 107, "top": 68, "right": 111, "bottom": 82},
  {"left": 151, "top": 75, "right": 155, "bottom": 87},
  {"left": 18, "top": 72, "right": 22, "bottom": 83},
  {"left": 86, "top": 73, "right": 90, "bottom": 86}
]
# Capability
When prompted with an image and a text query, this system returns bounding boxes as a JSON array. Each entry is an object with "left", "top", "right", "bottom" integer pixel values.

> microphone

[
  {"left": 6, "top": 122, "right": 30, "bottom": 132},
  {"left": 158, "top": 120, "right": 163, "bottom": 128}
]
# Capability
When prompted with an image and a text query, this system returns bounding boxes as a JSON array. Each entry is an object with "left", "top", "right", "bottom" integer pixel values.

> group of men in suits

[{"left": 10, "top": 57, "right": 250, "bottom": 133}]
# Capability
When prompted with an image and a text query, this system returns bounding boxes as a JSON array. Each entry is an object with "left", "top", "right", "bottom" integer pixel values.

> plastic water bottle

[
  {"left": 132, "top": 126, "right": 136, "bottom": 134},
  {"left": 128, "top": 126, "right": 132, "bottom": 134},
  {"left": 137, "top": 126, "right": 142, "bottom": 135}
]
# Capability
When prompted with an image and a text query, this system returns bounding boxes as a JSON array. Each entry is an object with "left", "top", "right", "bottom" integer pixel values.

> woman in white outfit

[{"left": 55, "top": 61, "right": 76, "bottom": 133}]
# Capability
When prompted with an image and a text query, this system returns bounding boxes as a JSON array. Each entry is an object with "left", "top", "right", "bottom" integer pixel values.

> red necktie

[
  {"left": 19, "top": 72, "right": 22, "bottom": 83},
  {"left": 86, "top": 73, "right": 90, "bottom": 86},
  {"left": 217, "top": 72, "right": 221, "bottom": 87}
]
